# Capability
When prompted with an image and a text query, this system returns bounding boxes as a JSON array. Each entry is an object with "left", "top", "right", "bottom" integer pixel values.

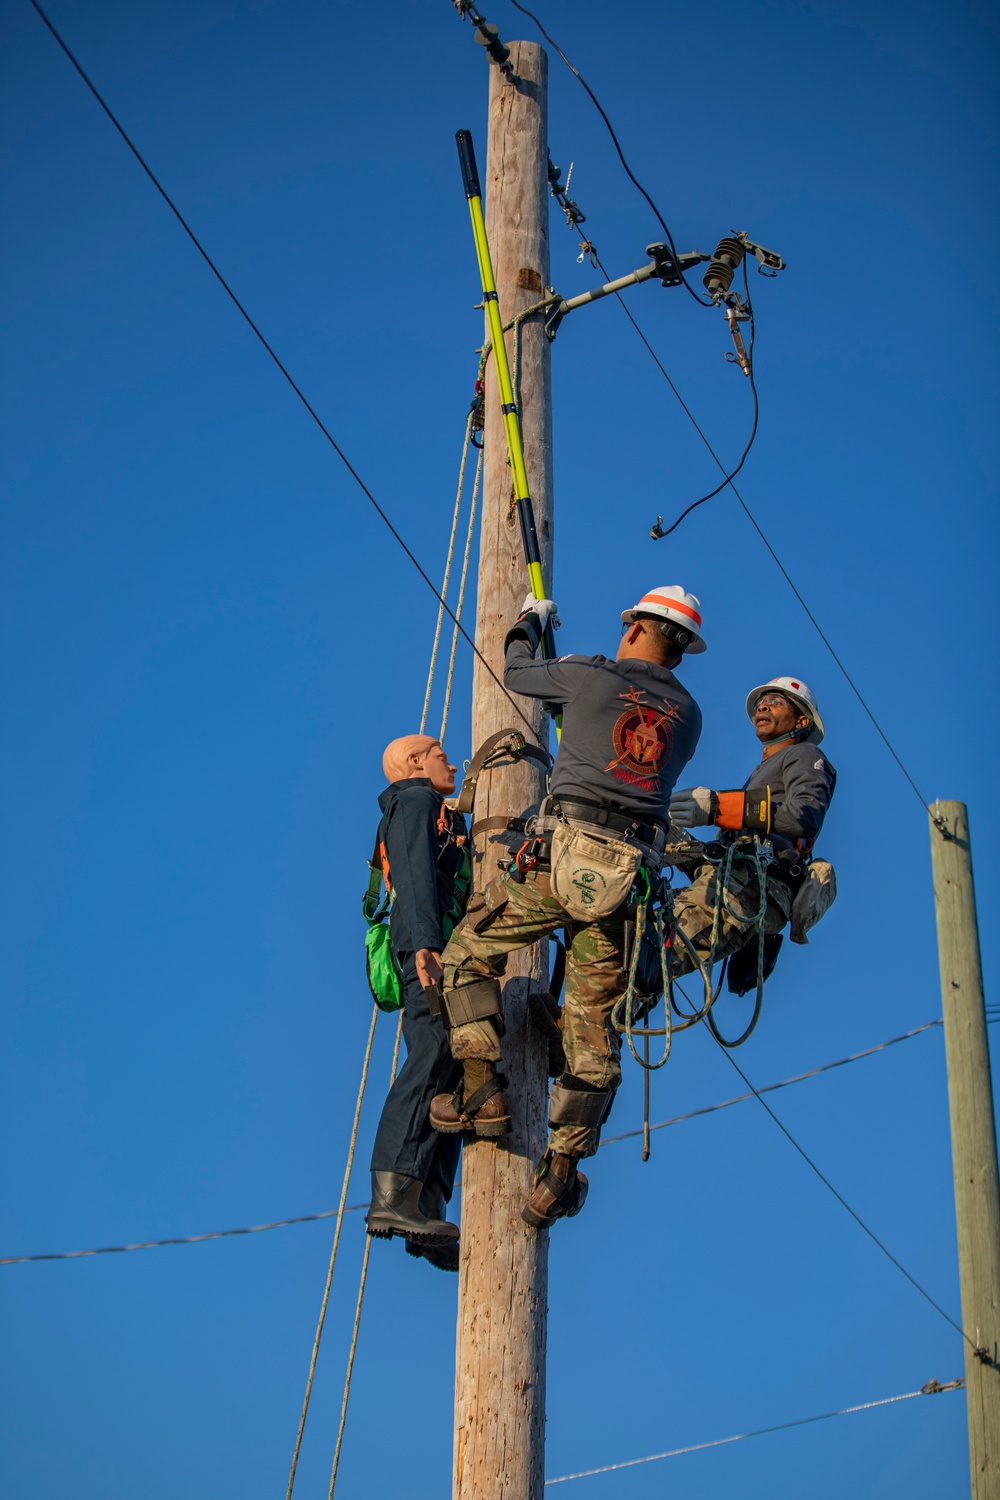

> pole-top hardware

[
  {"left": 452, "top": 1, "right": 520, "bottom": 85},
  {"left": 543, "top": 243, "right": 708, "bottom": 340},
  {"left": 703, "top": 230, "right": 786, "bottom": 302}
]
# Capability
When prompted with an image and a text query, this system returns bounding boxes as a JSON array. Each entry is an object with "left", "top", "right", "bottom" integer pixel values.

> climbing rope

[
  {"left": 420, "top": 407, "right": 480, "bottom": 736},
  {"left": 704, "top": 838, "right": 771, "bottom": 1049},
  {"left": 439, "top": 443, "right": 482, "bottom": 742},
  {"left": 327, "top": 1018, "right": 404, "bottom": 1496},
  {"left": 611, "top": 836, "right": 774, "bottom": 1160},
  {"left": 294, "top": 388, "right": 481, "bottom": 1493},
  {"left": 285, "top": 1002, "right": 380, "bottom": 1499}
]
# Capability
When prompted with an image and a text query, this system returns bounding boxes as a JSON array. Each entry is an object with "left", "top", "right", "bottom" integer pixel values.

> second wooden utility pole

[
  {"left": 929, "top": 801, "right": 1000, "bottom": 1497},
  {"left": 454, "top": 42, "right": 552, "bottom": 1500}
]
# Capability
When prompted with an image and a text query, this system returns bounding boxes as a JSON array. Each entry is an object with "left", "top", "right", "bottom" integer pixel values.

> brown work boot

[
  {"left": 430, "top": 1060, "right": 510, "bottom": 1138},
  {"left": 522, "top": 1152, "right": 589, "bottom": 1229}
]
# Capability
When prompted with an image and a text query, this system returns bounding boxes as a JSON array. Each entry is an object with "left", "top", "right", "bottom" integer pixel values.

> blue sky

[{"left": 2, "top": 1, "right": 997, "bottom": 1495}]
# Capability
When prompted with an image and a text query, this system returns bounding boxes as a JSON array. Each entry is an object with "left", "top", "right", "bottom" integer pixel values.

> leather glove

[
  {"left": 669, "top": 786, "right": 718, "bottom": 828},
  {"left": 520, "top": 593, "right": 560, "bottom": 631}
]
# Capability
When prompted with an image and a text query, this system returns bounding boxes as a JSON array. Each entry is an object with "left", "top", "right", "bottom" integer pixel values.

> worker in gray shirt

[
  {"left": 428, "top": 585, "right": 704, "bottom": 1231},
  {"left": 668, "top": 675, "right": 836, "bottom": 984}
]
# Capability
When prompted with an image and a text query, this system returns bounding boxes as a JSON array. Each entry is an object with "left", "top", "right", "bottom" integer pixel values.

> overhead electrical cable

[
  {"left": 596, "top": 255, "right": 931, "bottom": 811},
  {"left": 544, "top": 1378, "right": 964, "bottom": 1485},
  {"left": 599, "top": 1018, "right": 942, "bottom": 1147},
  {"left": 530, "top": 22, "right": 931, "bottom": 810},
  {"left": 0, "top": 1019, "right": 943, "bottom": 1265},
  {"left": 507, "top": 0, "right": 713, "bottom": 306},
  {"left": 673, "top": 983, "right": 979, "bottom": 1352},
  {"left": 27, "top": 0, "right": 538, "bottom": 743},
  {"left": 594, "top": 252, "right": 761, "bottom": 533}
]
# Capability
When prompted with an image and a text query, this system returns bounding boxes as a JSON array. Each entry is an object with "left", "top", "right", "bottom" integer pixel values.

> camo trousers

[
  {"left": 441, "top": 867, "right": 626, "bottom": 1158},
  {"left": 669, "top": 859, "right": 791, "bottom": 977}
]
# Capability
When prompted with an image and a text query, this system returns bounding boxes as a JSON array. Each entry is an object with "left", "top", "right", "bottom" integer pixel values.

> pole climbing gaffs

[{"left": 456, "top": 128, "right": 556, "bottom": 662}]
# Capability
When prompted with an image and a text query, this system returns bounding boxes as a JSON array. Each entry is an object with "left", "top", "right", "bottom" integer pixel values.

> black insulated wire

[
  {"left": 507, "top": 0, "right": 714, "bottom": 307},
  {"left": 673, "top": 980, "right": 981, "bottom": 1354},
  {"left": 651, "top": 257, "right": 760, "bottom": 537},
  {"left": 594, "top": 260, "right": 931, "bottom": 812}
]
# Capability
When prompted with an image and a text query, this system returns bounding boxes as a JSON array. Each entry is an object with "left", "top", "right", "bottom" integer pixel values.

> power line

[
  {"left": 526, "top": 8, "right": 931, "bottom": 811},
  {"left": 27, "top": 0, "right": 539, "bottom": 744},
  {"left": 0, "top": 1205, "right": 370, "bottom": 1265},
  {"left": 674, "top": 982, "right": 976, "bottom": 1352},
  {"left": 595, "top": 252, "right": 762, "bottom": 536},
  {"left": 601, "top": 257, "right": 932, "bottom": 811},
  {"left": 544, "top": 1377, "right": 964, "bottom": 1484},
  {"left": 507, "top": 0, "right": 712, "bottom": 307},
  {"left": 599, "top": 1019, "right": 942, "bottom": 1148},
  {"left": 1, "top": 1019, "right": 942, "bottom": 1266}
]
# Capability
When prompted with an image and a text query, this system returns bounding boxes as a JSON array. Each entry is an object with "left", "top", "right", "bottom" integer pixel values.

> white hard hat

[
  {"left": 746, "top": 676, "right": 825, "bottom": 744},
  {"left": 621, "top": 585, "right": 706, "bottom": 653}
]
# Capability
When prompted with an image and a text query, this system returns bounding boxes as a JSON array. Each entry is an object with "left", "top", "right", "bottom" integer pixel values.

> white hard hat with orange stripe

[
  {"left": 745, "top": 676, "right": 825, "bottom": 744},
  {"left": 621, "top": 585, "right": 706, "bottom": 653}
]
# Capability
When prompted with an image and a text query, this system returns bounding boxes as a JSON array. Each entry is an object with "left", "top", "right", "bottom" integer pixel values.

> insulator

[
  {"left": 474, "top": 23, "right": 510, "bottom": 65},
  {"left": 702, "top": 237, "right": 746, "bottom": 298}
]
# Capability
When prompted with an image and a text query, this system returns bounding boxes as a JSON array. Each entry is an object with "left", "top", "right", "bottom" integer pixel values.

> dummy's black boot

[
  {"left": 405, "top": 1237, "right": 460, "bottom": 1272},
  {"left": 405, "top": 1177, "right": 460, "bottom": 1271},
  {"left": 366, "top": 1172, "right": 459, "bottom": 1246}
]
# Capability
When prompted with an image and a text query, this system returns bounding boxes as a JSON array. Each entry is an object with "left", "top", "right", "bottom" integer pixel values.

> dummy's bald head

[{"left": 382, "top": 734, "right": 441, "bottom": 783}]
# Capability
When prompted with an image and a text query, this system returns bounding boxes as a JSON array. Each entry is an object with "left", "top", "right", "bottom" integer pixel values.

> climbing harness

[
  {"left": 456, "top": 129, "right": 558, "bottom": 675},
  {"left": 361, "top": 805, "right": 473, "bottom": 1014}
]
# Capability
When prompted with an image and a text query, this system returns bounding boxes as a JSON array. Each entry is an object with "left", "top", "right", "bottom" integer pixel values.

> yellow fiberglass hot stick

[{"left": 456, "top": 129, "right": 553, "bottom": 652}]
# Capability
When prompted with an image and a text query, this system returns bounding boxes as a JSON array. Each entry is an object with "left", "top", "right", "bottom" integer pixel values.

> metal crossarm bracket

[{"left": 544, "top": 243, "right": 708, "bottom": 340}]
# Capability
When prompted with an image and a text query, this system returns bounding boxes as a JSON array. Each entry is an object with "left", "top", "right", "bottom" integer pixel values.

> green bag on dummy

[{"left": 362, "top": 839, "right": 403, "bottom": 1013}]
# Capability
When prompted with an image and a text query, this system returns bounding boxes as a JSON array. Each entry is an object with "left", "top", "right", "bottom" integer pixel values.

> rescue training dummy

[
  {"left": 365, "top": 734, "right": 472, "bottom": 1272},
  {"left": 668, "top": 677, "right": 837, "bottom": 987},
  {"left": 429, "top": 586, "right": 704, "bottom": 1230}
]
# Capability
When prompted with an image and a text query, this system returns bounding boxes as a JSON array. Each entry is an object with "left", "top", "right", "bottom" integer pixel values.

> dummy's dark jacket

[
  {"left": 504, "top": 642, "right": 702, "bottom": 822},
  {"left": 742, "top": 742, "right": 836, "bottom": 857},
  {"left": 376, "top": 778, "right": 468, "bottom": 962}
]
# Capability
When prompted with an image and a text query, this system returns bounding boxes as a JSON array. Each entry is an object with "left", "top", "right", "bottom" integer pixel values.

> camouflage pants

[
  {"left": 669, "top": 859, "right": 791, "bottom": 977},
  {"left": 441, "top": 868, "right": 626, "bottom": 1158}
]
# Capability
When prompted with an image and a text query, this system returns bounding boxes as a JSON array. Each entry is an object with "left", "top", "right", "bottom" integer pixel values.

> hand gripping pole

[{"left": 456, "top": 129, "right": 555, "bottom": 662}]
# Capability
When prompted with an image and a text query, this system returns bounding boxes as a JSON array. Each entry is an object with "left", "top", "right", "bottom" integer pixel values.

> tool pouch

[
  {"left": 789, "top": 859, "right": 837, "bottom": 944},
  {"left": 549, "top": 822, "right": 642, "bottom": 923}
]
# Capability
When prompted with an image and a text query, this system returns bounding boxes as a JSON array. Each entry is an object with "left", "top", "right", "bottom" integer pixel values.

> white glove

[
  {"left": 669, "top": 786, "right": 717, "bottom": 829},
  {"left": 520, "top": 593, "right": 560, "bottom": 631}
]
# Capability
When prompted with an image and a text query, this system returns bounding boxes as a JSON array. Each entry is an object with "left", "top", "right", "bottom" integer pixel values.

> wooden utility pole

[
  {"left": 929, "top": 801, "right": 1000, "bottom": 1497},
  {"left": 454, "top": 41, "right": 552, "bottom": 1500}
]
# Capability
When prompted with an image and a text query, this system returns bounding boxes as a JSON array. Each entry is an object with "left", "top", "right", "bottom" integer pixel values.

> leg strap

[
  {"left": 441, "top": 978, "right": 505, "bottom": 1033},
  {"left": 461, "top": 1073, "right": 508, "bottom": 1118},
  {"left": 548, "top": 1076, "right": 614, "bottom": 1128}
]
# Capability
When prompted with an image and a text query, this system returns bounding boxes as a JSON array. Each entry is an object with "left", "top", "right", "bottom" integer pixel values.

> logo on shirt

[{"left": 605, "top": 688, "right": 678, "bottom": 793}]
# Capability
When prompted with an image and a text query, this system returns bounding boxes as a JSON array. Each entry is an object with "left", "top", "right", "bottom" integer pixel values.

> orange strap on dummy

[{"left": 715, "top": 787, "right": 771, "bottom": 834}]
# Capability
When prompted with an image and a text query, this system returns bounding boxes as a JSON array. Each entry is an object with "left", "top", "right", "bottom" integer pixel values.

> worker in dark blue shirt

[
  {"left": 669, "top": 676, "right": 836, "bottom": 971},
  {"left": 366, "top": 734, "right": 471, "bottom": 1272}
]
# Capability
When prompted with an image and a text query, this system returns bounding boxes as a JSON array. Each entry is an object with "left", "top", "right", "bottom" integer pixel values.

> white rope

[
  {"left": 439, "top": 440, "right": 482, "bottom": 742},
  {"left": 545, "top": 1380, "right": 964, "bottom": 1484},
  {"left": 285, "top": 1002, "right": 380, "bottom": 1499},
  {"left": 327, "top": 1016, "right": 404, "bottom": 1496},
  {"left": 420, "top": 410, "right": 476, "bottom": 735}
]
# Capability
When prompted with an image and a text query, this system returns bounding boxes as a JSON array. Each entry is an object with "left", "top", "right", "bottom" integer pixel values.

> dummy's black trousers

[{"left": 369, "top": 962, "right": 462, "bottom": 1197}]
